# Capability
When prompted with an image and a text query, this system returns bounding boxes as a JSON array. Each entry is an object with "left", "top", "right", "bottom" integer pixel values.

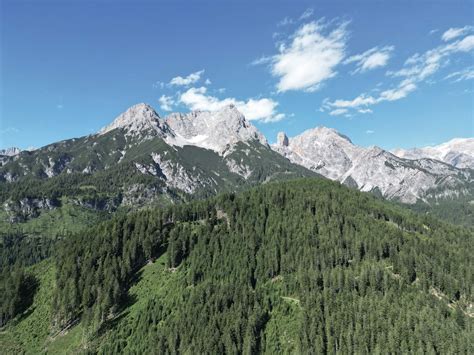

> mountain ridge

[
  {"left": 272, "top": 127, "right": 473, "bottom": 203},
  {"left": 0, "top": 103, "right": 472, "bottom": 208},
  {"left": 0, "top": 104, "right": 316, "bottom": 222},
  {"left": 392, "top": 137, "right": 474, "bottom": 169}
]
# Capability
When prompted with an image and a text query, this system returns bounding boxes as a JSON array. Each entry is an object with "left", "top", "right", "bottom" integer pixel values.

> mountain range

[
  {"left": 0, "top": 147, "right": 21, "bottom": 157},
  {"left": 0, "top": 103, "right": 472, "bottom": 221},
  {"left": 273, "top": 128, "right": 473, "bottom": 203},
  {"left": 392, "top": 138, "right": 474, "bottom": 169},
  {"left": 1, "top": 104, "right": 473, "bottom": 354}
]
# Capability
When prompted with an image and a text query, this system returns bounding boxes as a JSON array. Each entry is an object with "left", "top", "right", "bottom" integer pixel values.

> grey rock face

[
  {"left": 99, "top": 103, "right": 171, "bottom": 138},
  {"left": 272, "top": 127, "right": 473, "bottom": 203},
  {"left": 165, "top": 105, "right": 268, "bottom": 155},
  {"left": 391, "top": 138, "right": 474, "bottom": 169},
  {"left": 0, "top": 147, "right": 21, "bottom": 156},
  {"left": 98, "top": 103, "right": 267, "bottom": 156},
  {"left": 277, "top": 132, "right": 289, "bottom": 147},
  {"left": 3, "top": 198, "right": 60, "bottom": 223}
]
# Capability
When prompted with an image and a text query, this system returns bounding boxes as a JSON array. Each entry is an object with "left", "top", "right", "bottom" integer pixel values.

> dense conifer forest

[{"left": 0, "top": 178, "right": 473, "bottom": 353}]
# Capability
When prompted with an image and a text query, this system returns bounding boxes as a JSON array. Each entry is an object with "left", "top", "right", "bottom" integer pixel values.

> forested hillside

[{"left": 1, "top": 178, "right": 473, "bottom": 353}]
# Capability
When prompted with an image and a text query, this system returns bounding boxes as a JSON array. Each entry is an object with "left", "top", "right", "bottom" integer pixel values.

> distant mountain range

[
  {"left": 0, "top": 103, "right": 472, "bottom": 217},
  {"left": 0, "top": 147, "right": 21, "bottom": 157},
  {"left": 273, "top": 128, "right": 473, "bottom": 203},
  {"left": 392, "top": 138, "right": 474, "bottom": 169}
]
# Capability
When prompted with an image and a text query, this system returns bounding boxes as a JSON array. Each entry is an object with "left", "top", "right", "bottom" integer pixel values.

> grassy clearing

[
  {"left": 0, "top": 260, "right": 54, "bottom": 354},
  {"left": 0, "top": 199, "right": 110, "bottom": 238}
]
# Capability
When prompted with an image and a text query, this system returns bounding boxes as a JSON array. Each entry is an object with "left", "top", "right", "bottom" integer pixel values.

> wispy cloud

[
  {"left": 0, "top": 127, "right": 19, "bottom": 135},
  {"left": 250, "top": 55, "right": 272, "bottom": 66},
  {"left": 169, "top": 70, "right": 205, "bottom": 86},
  {"left": 387, "top": 34, "right": 474, "bottom": 82},
  {"left": 324, "top": 30, "right": 474, "bottom": 115},
  {"left": 445, "top": 67, "right": 474, "bottom": 82},
  {"left": 441, "top": 26, "right": 473, "bottom": 42},
  {"left": 152, "top": 81, "right": 165, "bottom": 89},
  {"left": 378, "top": 81, "right": 417, "bottom": 101},
  {"left": 299, "top": 8, "right": 314, "bottom": 20},
  {"left": 344, "top": 46, "right": 394, "bottom": 74},
  {"left": 158, "top": 95, "right": 175, "bottom": 111},
  {"left": 277, "top": 8, "right": 314, "bottom": 27},
  {"left": 179, "top": 87, "right": 284, "bottom": 122},
  {"left": 323, "top": 80, "right": 417, "bottom": 112},
  {"left": 277, "top": 16, "right": 294, "bottom": 27},
  {"left": 366, "top": 130, "right": 375, "bottom": 134},
  {"left": 257, "top": 19, "right": 349, "bottom": 92},
  {"left": 329, "top": 108, "right": 348, "bottom": 116}
]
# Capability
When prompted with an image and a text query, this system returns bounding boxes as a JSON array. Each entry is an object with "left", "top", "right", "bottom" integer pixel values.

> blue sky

[{"left": 1, "top": 0, "right": 473, "bottom": 151}]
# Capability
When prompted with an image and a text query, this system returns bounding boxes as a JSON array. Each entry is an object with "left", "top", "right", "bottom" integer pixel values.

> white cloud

[
  {"left": 277, "top": 8, "right": 314, "bottom": 27},
  {"left": 366, "top": 130, "right": 375, "bottom": 134},
  {"left": 299, "top": 8, "right": 314, "bottom": 20},
  {"left": 329, "top": 108, "right": 348, "bottom": 116},
  {"left": 179, "top": 87, "right": 283, "bottom": 122},
  {"left": 324, "top": 81, "right": 417, "bottom": 112},
  {"left": 204, "top": 78, "right": 212, "bottom": 85},
  {"left": 250, "top": 55, "right": 272, "bottom": 66},
  {"left": 152, "top": 81, "right": 165, "bottom": 89},
  {"left": 445, "top": 67, "right": 474, "bottom": 82},
  {"left": 344, "top": 46, "right": 394, "bottom": 74},
  {"left": 452, "top": 34, "right": 474, "bottom": 51},
  {"left": 327, "top": 94, "right": 377, "bottom": 109},
  {"left": 441, "top": 26, "right": 473, "bottom": 41},
  {"left": 379, "top": 81, "right": 417, "bottom": 101},
  {"left": 388, "top": 34, "right": 474, "bottom": 83},
  {"left": 169, "top": 70, "right": 205, "bottom": 86},
  {"left": 158, "top": 95, "right": 175, "bottom": 111},
  {"left": 260, "top": 20, "right": 348, "bottom": 92},
  {"left": 239, "top": 98, "right": 282, "bottom": 121},
  {"left": 277, "top": 17, "right": 294, "bottom": 27},
  {"left": 323, "top": 30, "right": 474, "bottom": 115}
]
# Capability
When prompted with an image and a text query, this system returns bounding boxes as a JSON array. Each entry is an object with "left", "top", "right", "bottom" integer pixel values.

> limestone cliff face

[{"left": 272, "top": 127, "right": 473, "bottom": 203}]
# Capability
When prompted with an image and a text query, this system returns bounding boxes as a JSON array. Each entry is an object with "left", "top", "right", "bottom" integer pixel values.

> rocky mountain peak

[
  {"left": 271, "top": 126, "right": 471, "bottom": 203},
  {"left": 277, "top": 132, "right": 289, "bottom": 147},
  {"left": 301, "top": 126, "right": 353, "bottom": 144},
  {"left": 166, "top": 105, "right": 268, "bottom": 155},
  {"left": 98, "top": 103, "right": 165, "bottom": 136},
  {"left": 392, "top": 137, "right": 474, "bottom": 169},
  {"left": 0, "top": 147, "right": 21, "bottom": 156}
]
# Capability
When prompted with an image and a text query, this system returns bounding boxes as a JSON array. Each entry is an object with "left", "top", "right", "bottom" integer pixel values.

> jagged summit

[
  {"left": 271, "top": 126, "right": 471, "bottom": 203},
  {"left": 272, "top": 126, "right": 360, "bottom": 181},
  {"left": 277, "top": 132, "right": 289, "bottom": 147},
  {"left": 165, "top": 104, "right": 268, "bottom": 155},
  {"left": 0, "top": 147, "right": 21, "bottom": 156},
  {"left": 299, "top": 126, "right": 353, "bottom": 144},
  {"left": 97, "top": 103, "right": 267, "bottom": 155},
  {"left": 99, "top": 103, "right": 165, "bottom": 136},
  {"left": 392, "top": 137, "right": 474, "bottom": 169}
]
